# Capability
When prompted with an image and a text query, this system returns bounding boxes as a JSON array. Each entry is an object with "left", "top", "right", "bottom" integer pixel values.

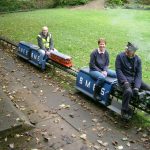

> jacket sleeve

[
  {"left": 37, "top": 35, "right": 46, "bottom": 50},
  {"left": 134, "top": 58, "right": 142, "bottom": 89},
  {"left": 49, "top": 34, "right": 54, "bottom": 50},
  {"left": 89, "top": 52, "right": 101, "bottom": 72},
  {"left": 103, "top": 52, "right": 109, "bottom": 71},
  {"left": 115, "top": 54, "right": 127, "bottom": 84}
]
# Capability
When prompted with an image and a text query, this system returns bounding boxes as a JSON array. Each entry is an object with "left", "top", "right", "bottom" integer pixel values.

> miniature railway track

[{"left": 0, "top": 36, "right": 78, "bottom": 77}]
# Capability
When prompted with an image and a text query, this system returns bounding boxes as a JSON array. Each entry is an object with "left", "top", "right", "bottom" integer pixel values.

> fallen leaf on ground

[
  {"left": 97, "top": 140, "right": 108, "bottom": 147},
  {"left": 69, "top": 113, "right": 74, "bottom": 118},
  {"left": 82, "top": 120, "right": 86, "bottom": 123},
  {"left": 59, "top": 104, "right": 70, "bottom": 109},
  {"left": 9, "top": 95, "right": 14, "bottom": 100},
  {"left": 122, "top": 137, "right": 128, "bottom": 141},
  {"left": 80, "top": 134, "right": 87, "bottom": 140},
  {"left": 6, "top": 114, "right": 11, "bottom": 117},
  {"left": 92, "top": 118, "right": 98, "bottom": 123},
  {"left": 142, "top": 133, "right": 147, "bottom": 137},
  {"left": 117, "top": 145, "right": 123, "bottom": 149},
  {"left": 52, "top": 87, "right": 59, "bottom": 92},
  {"left": 126, "top": 142, "right": 131, "bottom": 147},
  {"left": 112, "top": 141, "right": 118, "bottom": 146},
  {"left": 54, "top": 118, "right": 60, "bottom": 123},
  {"left": 9, "top": 143, "right": 14, "bottom": 149},
  {"left": 71, "top": 134, "right": 76, "bottom": 138},
  {"left": 137, "top": 127, "right": 142, "bottom": 132},
  {"left": 141, "top": 138, "right": 148, "bottom": 142},
  {"left": 93, "top": 145, "right": 100, "bottom": 149},
  {"left": 4, "top": 137, "right": 7, "bottom": 142},
  {"left": 36, "top": 137, "right": 40, "bottom": 144}
]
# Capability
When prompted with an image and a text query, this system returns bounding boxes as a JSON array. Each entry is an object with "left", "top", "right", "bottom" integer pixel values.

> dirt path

[
  {"left": 0, "top": 46, "right": 149, "bottom": 149},
  {"left": 71, "top": 0, "right": 105, "bottom": 10}
]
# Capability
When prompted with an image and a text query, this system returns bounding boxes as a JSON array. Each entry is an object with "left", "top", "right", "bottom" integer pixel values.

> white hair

[{"left": 42, "top": 26, "right": 48, "bottom": 31}]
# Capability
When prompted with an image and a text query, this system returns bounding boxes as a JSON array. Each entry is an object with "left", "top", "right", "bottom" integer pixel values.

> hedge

[{"left": 0, "top": 0, "right": 91, "bottom": 12}]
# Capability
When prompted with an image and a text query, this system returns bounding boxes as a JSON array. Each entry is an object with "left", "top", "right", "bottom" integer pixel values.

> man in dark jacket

[{"left": 115, "top": 42, "right": 150, "bottom": 120}]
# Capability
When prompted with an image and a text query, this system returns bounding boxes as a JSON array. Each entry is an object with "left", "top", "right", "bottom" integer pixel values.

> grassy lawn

[{"left": 0, "top": 8, "right": 150, "bottom": 83}]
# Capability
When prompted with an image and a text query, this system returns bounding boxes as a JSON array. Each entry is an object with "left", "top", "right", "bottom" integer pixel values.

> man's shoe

[
  {"left": 93, "top": 92, "right": 100, "bottom": 101},
  {"left": 121, "top": 110, "right": 132, "bottom": 120},
  {"left": 127, "top": 107, "right": 134, "bottom": 117},
  {"left": 93, "top": 85, "right": 101, "bottom": 101}
]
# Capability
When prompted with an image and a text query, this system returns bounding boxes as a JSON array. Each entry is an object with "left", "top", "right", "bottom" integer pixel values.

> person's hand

[
  {"left": 46, "top": 51, "right": 51, "bottom": 55},
  {"left": 102, "top": 71, "right": 107, "bottom": 77},
  {"left": 133, "top": 88, "right": 139, "bottom": 97},
  {"left": 123, "top": 82, "right": 130, "bottom": 90}
]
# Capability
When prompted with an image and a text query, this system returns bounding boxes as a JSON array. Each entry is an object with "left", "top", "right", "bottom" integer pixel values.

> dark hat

[{"left": 127, "top": 42, "right": 138, "bottom": 51}]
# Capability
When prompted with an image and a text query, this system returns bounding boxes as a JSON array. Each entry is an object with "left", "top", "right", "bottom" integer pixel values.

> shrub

[
  {"left": 58, "top": 0, "right": 89, "bottom": 6},
  {"left": 105, "top": 0, "right": 129, "bottom": 7},
  {"left": 0, "top": 0, "right": 57, "bottom": 12},
  {"left": 139, "top": 0, "right": 150, "bottom": 5}
]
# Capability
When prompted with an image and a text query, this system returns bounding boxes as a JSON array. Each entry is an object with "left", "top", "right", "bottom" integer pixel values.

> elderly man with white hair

[{"left": 37, "top": 26, "right": 57, "bottom": 55}]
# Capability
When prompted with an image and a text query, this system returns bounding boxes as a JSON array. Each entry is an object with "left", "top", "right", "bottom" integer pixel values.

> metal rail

[
  {"left": 0, "top": 36, "right": 78, "bottom": 77},
  {"left": 0, "top": 36, "right": 18, "bottom": 47}
]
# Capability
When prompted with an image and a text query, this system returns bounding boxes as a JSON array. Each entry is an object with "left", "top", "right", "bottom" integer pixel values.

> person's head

[
  {"left": 125, "top": 42, "right": 138, "bottom": 58},
  {"left": 42, "top": 26, "right": 48, "bottom": 36},
  {"left": 98, "top": 38, "right": 106, "bottom": 51}
]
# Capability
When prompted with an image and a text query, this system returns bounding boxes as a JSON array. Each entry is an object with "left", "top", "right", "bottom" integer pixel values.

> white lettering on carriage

[
  {"left": 31, "top": 53, "right": 40, "bottom": 61},
  {"left": 25, "top": 51, "right": 29, "bottom": 55},
  {"left": 101, "top": 88, "right": 105, "bottom": 96},
  {"left": 85, "top": 80, "right": 90, "bottom": 88},
  {"left": 93, "top": 84, "right": 95, "bottom": 91},
  {"left": 31, "top": 52, "right": 34, "bottom": 58},
  {"left": 19, "top": 47, "right": 28, "bottom": 55},
  {"left": 79, "top": 77, "right": 83, "bottom": 85}
]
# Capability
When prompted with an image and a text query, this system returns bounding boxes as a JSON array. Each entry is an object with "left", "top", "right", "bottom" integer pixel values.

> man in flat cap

[{"left": 115, "top": 42, "right": 142, "bottom": 120}]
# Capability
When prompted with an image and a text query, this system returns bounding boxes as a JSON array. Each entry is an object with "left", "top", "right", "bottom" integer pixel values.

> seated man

[
  {"left": 37, "top": 26, "right": 57, "bottom": 56},
  {"left": 89, "top": 38, "right": 116, "bottom": 100},
  {"left": 115, "top": 42, "right": 150, "bottom": 120}
]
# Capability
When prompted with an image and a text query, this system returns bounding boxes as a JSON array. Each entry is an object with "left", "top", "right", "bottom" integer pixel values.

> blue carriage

[
  {"left": 18, "top": 41, "right": 47, "bottom": 70},
  {"left": 76, "top": 67, "right": 117, "bottom": 106}
]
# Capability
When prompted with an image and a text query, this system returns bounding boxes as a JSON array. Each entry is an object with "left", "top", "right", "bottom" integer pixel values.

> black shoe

[
  {"left": 121, "top": 110, "right": 132, "bottom": 120},
  {"left": 127, "top": 107, "right": 134, "bottom": 117},
  {"left": 93, "top": 85, "right": 101, "bottom": 101},
  {"left": 93, "top": 92, "right": 100, "bottom": 101}
]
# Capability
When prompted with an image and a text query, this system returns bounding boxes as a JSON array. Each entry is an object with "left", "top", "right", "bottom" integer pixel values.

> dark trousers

[{"left": 122, "top": 81, "right": 150, "bottom": 112}]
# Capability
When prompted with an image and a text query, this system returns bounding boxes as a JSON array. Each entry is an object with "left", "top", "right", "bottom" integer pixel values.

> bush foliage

[
  {"left": 106, "top": 0, "right": 128, "bottom": 7},
  {"left": 0, "top": 0, "right": 91, "bottom": 12},
  {"left": 57, "top": 0, "right": 89, "bottom": 6},
  {"left": 106, "top": 0, "right": 150, "bottom": 7}
]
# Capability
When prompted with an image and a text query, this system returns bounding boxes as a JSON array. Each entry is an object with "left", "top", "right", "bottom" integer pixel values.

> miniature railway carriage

[
  {"left": 76, "top": 67, "right": 117, "bottom": 106},
  {"left": 17, "top": 42, "right": 47, "bottom": 70},
  {"left": 49, "top": 51, "right": 73, "bottom": 68},
  {"left": 76, "top": 67, "right": 150, "bottom": 115},
  {"left": 18, "top": 41, "right": 31, "bottom": 60}
]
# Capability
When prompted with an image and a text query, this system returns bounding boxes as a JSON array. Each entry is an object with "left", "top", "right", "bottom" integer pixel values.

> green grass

[{"left": 0, "top": 8, "right": 150, "bottom": 83}]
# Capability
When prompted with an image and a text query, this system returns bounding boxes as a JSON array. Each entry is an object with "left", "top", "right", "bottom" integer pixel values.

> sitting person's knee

[
  {"left": 38, "top": 49, "right": 45, "bottom": 56},
  {"left": 125, "top": 88, "right": 133, "bottom": 95}
]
